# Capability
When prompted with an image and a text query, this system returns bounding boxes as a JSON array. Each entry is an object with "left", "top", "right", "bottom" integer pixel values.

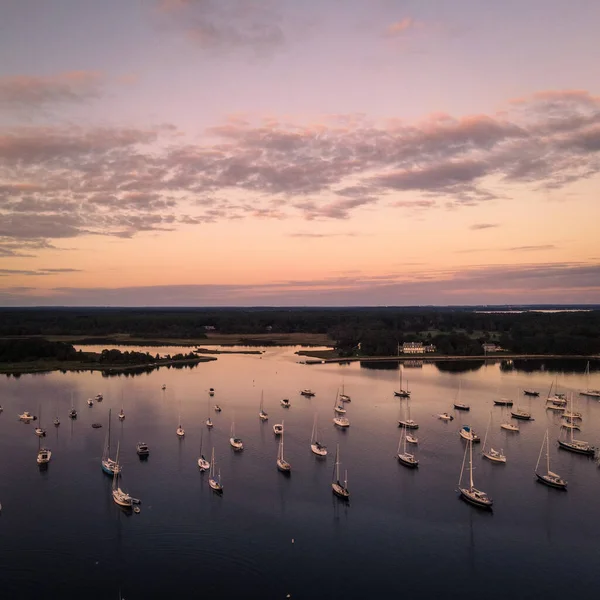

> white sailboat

[
  {"left": 339, "top": 377, "right": 351, "bottom": 402},
  {"left": 112, "top": 443, "right": 135, "bottom": 508},
  {"left": 459, "top": 425, "right": 480, "bottom": 443},
  {"left": 500, "top": 404, "right": 519, "bottom": 432},
  {"left": 259, "top": 391, "right": 268, "bottom": 421},
  {"left": 458, "top": 436, "right": 493, "bottom": 509},
  {"left": 176, "top": 411, "right": 185, "bottom": 438},
  {"left": 535, "top": 429, "right": 567, "bottom": 489},
  {"left": 331, "top": 444, "right": 350, "bottom": 499},
  {"left": 333, "top": 390, "right": 347, "bottom": 415},
  {"left": 102, "top": 409, "right": 121, "bottom": 475},
  {"left": 481, "top": 411, "right": 506, "bottom": 463},
  {"left": 557, "top": 393, "right": 595, "bottom": 456},
  {"left": 36, "top": 436, "right": 52, "bottom": 465},
  {"left": 397, "top": 425, "right": 418, "bottom": 468},
  {"left": 229, "top": 421, "right": 243, "bottom": 450},
  {"left": 197, "top": 431, "right": 210, "bottom": 471},
  {"left": 34, "top": 405, "right": 46, "bottom": 437},
  {"left": 208, "top": 447, "right": 223, "bottom": 493},
  {"left": 276, "top": 425, "right": 291, "bottom": 473},
  {"left": 310, "top": 414, "right": 327, "bottom": 456},
  {"left": 394, "top": 366, "right": 410, "bottom": 398},
  {"left": 580, "top": 361, "right": 600, "bottom": 398},
  {"left": 273, "top": 422, "right": 284, "bottom": 435},
  {"left": 398, "top": 399, "right": 418, "bottom": 429}
]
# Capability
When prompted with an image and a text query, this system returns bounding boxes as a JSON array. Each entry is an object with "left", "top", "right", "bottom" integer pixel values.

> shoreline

[
  {"left": 0, "top": 355, "right": 216, "bottom": 376},
  {"left": 297, "top": 352, "right": 600, "bottom": 364}
]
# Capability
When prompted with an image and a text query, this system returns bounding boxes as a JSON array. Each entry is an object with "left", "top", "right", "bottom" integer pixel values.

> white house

[
  {"left": 482, "top": 342, "right": 503, "bottom": 353},
  {"left": 402, "top": 342, "right": 425, "bottom": 354}
]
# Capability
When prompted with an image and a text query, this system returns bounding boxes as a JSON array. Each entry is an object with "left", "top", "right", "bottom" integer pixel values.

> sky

[{"left": 1, "top": 0, "right": 599, "bottom": 306}]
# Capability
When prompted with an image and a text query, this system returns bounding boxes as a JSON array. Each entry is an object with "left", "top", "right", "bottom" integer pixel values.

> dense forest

[{"left": 0, "top": 307, "right": 599, "bottom": 356}]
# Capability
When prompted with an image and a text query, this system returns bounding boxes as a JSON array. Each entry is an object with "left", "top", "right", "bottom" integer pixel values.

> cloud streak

[
  {"left": 1, "top": 262, "right": 597, "bottom": 305},
  {"left": 0, "top": 71, "right": 103, "bottom": 110}
]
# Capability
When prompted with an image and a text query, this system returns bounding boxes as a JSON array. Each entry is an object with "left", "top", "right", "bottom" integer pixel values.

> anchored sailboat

[
  {"left": 481, "top": 411, "right": 506, "bottom": 463},
  {"left": 276, "top": 425, "right": 291, "bottom": 473},
  {"left": 197, "top": 431, "right": 209, "bottom": 471},
  {"left": 102, "top": 409, "right": 121, "bottom": 476},
  {"left": 453, "top": 380, "right": 470, "bottom": 411},
  {"left": 397, "top": 424, "right": 418, "bottom": 468},
  {"left": 111, "top": 443, "right": 135, "bottom": 508},
  {"left": 580, "top": 361, "right": 600, "bottom": 398},
  {"left": 310, "top": 414, "right": 327, "bottom": 456},
  {"left": 36, "top": 436, "right": 52, "bottom": 465},
  {"left": 535, "top": 430, "right": 567, "bottom": 489},
  {"left": 331, "top": 444, "right": 350, "bottom": 499},
  {"left": 229, "top": 421, "right": 243, "bottom": 451},
  {"left": 557, "top": 393, "right": 595, "bottom": 456},
  {"left": 394, "top": 366, "right": 410, "bottom": 398},
  {"left": 458, "top": 436, "right": 493, "bottom": 509},
  {"left": 259, "top": 391, "right": 268, "bottom": 421},
  {"left": 208, "top": 448, "right": 223, "bottom": 493}
]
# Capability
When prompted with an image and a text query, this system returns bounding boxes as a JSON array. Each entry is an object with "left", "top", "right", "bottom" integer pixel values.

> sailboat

[
  {"left": 102, "top": 409, "right": 121, "bottom": 475},
  {"left": 68, "top": 393, "right": 77, "bottom": 419},
  {"left": 493, "top": 397, "right": 513, "bottom": 406},
  {"left": 331, "top": 444, "right": 350, "bottom": 499},
  {"left": 176, "top": 416, "right": 185, "bottom": 438},
  {"left": 229, "top": 421, "right": 243, "bottom": 450},
  {"left": 557, "top": 393, "right": 596, "bottom": 456},
  {"left": 197, "top": 431, "right": 210, "bottom": 471},
  {"left": 500, "top": 404, "right": 519, "bottom": 432},
  {"left": 397, "top": 425, "right": 418, "bottom": 468},
  {"left": 112, "top": 443, "right": 134, "bottom": 508},
  {"left": 333, "top": 390, "right": 347, "bottom": 415},
  {"left": 394, "top": 366, "right": 410, "bottom": 398},
  {"left": 87, "top": 398, "right": 94, "bottom": 407},
  {"left": 259, "top": 391, "right": 268, "bottom": 421},
  {"left": 276, "top": 425, "right": 291, "bottom": 473},
  {"left": 34, "top": 405, "right": 46, "bottom": 437},
  {"left": 453, "top": 379, "right": 470, "bottom": 411},
  {"left": 481, "top": 411, "right": 506, "bottom": 463},
  {"left": 580, "top": 361, "right": 600, "bottom": 398},
  {"left": 36, "top": 436, "right": 52, "bottom": 465},
  {"left": 535, "top": 430, "right": 567, "bottom": 489},
  {"left": 339, "top": 377, "right": 351, "bottom": 402},
  {"left": 459, "top": 425, "right": 480, "bottom": 443},
  {"left": 206, "top": 399, "right": 213, "bottom": 428},
  {"left": 398, "top": 399, "right": 418, "bottom": 429},
  {"left": 208, "top": 448, "right": 223, "bottom": 493},
  {"left": 511, "top": 390, "right": 532, "bottom": 420},
  {"left": 458, "top": 436, "right": 493, "bottom": 509},
  {"left": 310, "top": 414, "right": 327, "bottom": 456}
]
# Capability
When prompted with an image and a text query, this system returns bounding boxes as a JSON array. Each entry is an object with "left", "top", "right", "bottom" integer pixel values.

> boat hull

[
  {"left": 493, "top": 400, "right": 513, "bottom": 406},
  {"left": 511, "top": 412, "right": 532, "bottom": 420},
  {"left": 209, "top": 479, "right": 223, "bottom": 493},
  {"left": 394, "top": 391, "right": 410, "bottom": 398},
  {"left": 557, "top": 440, "right": 595, "bottom": 456},
  {"left": 483, "top": 451, "right": 506, "bottom": 463},
  {"left": 311, "top": 444, "right": 327, "bottom": 457},
  {"left": 277, "top": 459, "right": 291, "bottom": 473},
  {"left": 332, "top": 483, "right": 350, "bottom": 499},
  {"left": 398, "top": 421, "right": 418, "bottom": 429},
  {"left": 453, "top": 404, "right": 470, "bottom": 411},
  {"left": 459, "top": 488, "right": 493, "bottom": 509},
  {"left": 535, "top": 472, "right": 567, "bottom": 489},
  {"left": 397, "top": 454, "right": 418, "bottom": 468}
]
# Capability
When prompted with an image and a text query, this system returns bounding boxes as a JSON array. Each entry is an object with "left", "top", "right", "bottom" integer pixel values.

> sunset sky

[{"left": 1, "top": 0, "right": 599, "bottom": 306}]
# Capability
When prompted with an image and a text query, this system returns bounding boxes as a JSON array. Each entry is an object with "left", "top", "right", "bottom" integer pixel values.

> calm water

[{"left": 1, "top": 347, "right": 600, "bottom": 599}]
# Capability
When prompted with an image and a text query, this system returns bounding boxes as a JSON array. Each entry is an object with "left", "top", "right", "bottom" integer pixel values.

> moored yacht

[
  {"left": 331, "top": 445, "right": 350, "bottom": 499},
  {"left": 280, "top": 398, "right": 291, "bottom": 408},
  {"left": 300, "top": 389, "right": 315, "bottom": 397},
  {"left": 459, "top": 425, "right": 481, "bottom": 443},
  {"left": 229, "top": 422, "right": 243, "bottom": 451},
  {"left": 535, "top": 430, "right": 567, "bottom": 489},
  {"left": 458, "top": 437, "right": 493, "bottom": 509},
  {"left": 136, "top": 442, "right": 149, "bottom": 457},
  {"left": 438, "top": 412, "right": 454, "bottom": 421},
  {"left": 273, "top": 423, "right": 284, "bottom": 435}
]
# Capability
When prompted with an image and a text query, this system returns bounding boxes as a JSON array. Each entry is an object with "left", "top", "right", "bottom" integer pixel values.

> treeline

[
  {"left": 0, "top": 338, "right": 197, "bottom": 365},
  {"left": 0, "top": 307, "right": 599, "bottom": 356}
]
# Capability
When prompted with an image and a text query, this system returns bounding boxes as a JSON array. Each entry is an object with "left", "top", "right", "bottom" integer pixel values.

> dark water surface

[{"left": 1, "top": 347, "right": 600, "bottom": 599}]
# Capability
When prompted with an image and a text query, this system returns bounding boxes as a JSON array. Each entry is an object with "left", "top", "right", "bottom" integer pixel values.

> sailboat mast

[
  {"left": 545, "top": 430, "right": 550, "bottom": 475},
  {"left": 468, "top": 438, "right": 474, "bottom": 490},
  {"left": 482, "top": 412, "right": 491, "bottom": 452},
  {"left": 108, "top": 408, "right": 111, "bottom": 454}
]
